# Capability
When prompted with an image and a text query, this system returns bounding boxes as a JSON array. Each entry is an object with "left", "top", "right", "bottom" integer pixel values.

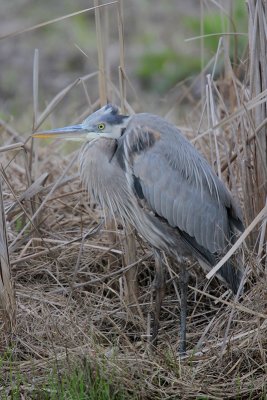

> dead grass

[{"left": 0, "top": 1, "right": 267, "bottom": 399}]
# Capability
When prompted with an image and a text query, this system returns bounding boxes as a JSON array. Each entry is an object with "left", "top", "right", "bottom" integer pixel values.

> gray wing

[{"left": 121, "top": 116, "right": 243, "bottom": 257}]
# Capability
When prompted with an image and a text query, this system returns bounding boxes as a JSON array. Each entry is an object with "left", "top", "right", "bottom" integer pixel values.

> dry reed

[{"left": 0, "top": 1, "right": 266, "bottom": 399}]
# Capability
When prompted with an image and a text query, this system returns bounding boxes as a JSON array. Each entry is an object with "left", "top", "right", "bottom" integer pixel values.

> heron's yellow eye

[{"left": 98, "top": 123, "right": 105, "bottom": 130}]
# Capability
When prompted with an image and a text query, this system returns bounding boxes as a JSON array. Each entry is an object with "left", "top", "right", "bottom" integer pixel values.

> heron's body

[
  {"left": 80, "top": 135, "right": 193, "bottom": 256},
  {"left": 79, "top": 112, "right": 243, "bottom": 292},
  {"left": 33, "top": 104, "right": 244, "bottom": 352}
]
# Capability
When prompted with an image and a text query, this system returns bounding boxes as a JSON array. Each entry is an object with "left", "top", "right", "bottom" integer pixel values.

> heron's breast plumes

[{"left": 78, "top": 139, "right": 133, "bottom": 219}]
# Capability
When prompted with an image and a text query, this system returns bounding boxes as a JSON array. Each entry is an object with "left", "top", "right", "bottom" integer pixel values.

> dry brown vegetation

[{"left": 0, "top": 1, "right": 267, "bottom": 399}]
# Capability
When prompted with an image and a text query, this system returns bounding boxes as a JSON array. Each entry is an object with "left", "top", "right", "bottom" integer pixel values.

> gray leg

[
  {"left": 151, "top": 250, "right": 165, "bottom": 345},
  {"left": 179, "top": 264, "right": 189, "bottom": 354}
]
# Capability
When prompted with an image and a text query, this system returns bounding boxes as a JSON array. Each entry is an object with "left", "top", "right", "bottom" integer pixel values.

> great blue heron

[{"left": 33, "top": 104, "right": 244, "bottom": 353}]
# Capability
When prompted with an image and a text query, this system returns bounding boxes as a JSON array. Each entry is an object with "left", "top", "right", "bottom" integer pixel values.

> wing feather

[{"left": 121, "top": 115, "right": 243, "bottom": 259}]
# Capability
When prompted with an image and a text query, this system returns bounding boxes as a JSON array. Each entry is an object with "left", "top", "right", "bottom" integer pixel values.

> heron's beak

[{"left": 32, "top": 124, "right": 97, "bottom": 141}]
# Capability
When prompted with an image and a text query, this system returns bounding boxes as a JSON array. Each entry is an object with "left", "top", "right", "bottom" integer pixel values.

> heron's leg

[
  {"left": 151, "top": 250, "right": 165, "bottom": 345},
  {"left": 179, "top": 263, "right": 189, "bottom": 354}
]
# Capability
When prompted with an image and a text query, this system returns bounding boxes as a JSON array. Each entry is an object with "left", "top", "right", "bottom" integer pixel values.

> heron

[{"left": 33, "top": 104, "right": 244, "bottom": 353}]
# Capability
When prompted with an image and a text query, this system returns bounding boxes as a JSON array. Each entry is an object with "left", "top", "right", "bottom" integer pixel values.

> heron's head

[{"left": 32, "top": 104, "right": 130, "bottom": 141}]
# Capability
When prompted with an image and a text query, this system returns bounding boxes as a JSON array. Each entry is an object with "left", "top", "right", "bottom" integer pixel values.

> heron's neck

[
  {"left": 80, "top": 137, "right": 117, "bottom": 163},
  {"left": 120, "top": 115, "right": 131, "bottom": 130},
  {"left": 109, "top": 116, "right": 131, "bottom": 139}
]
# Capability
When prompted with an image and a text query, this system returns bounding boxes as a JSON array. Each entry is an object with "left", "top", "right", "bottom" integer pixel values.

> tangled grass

[{"left": 0, "top": 1, "right": 267, "bottom": 399}]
